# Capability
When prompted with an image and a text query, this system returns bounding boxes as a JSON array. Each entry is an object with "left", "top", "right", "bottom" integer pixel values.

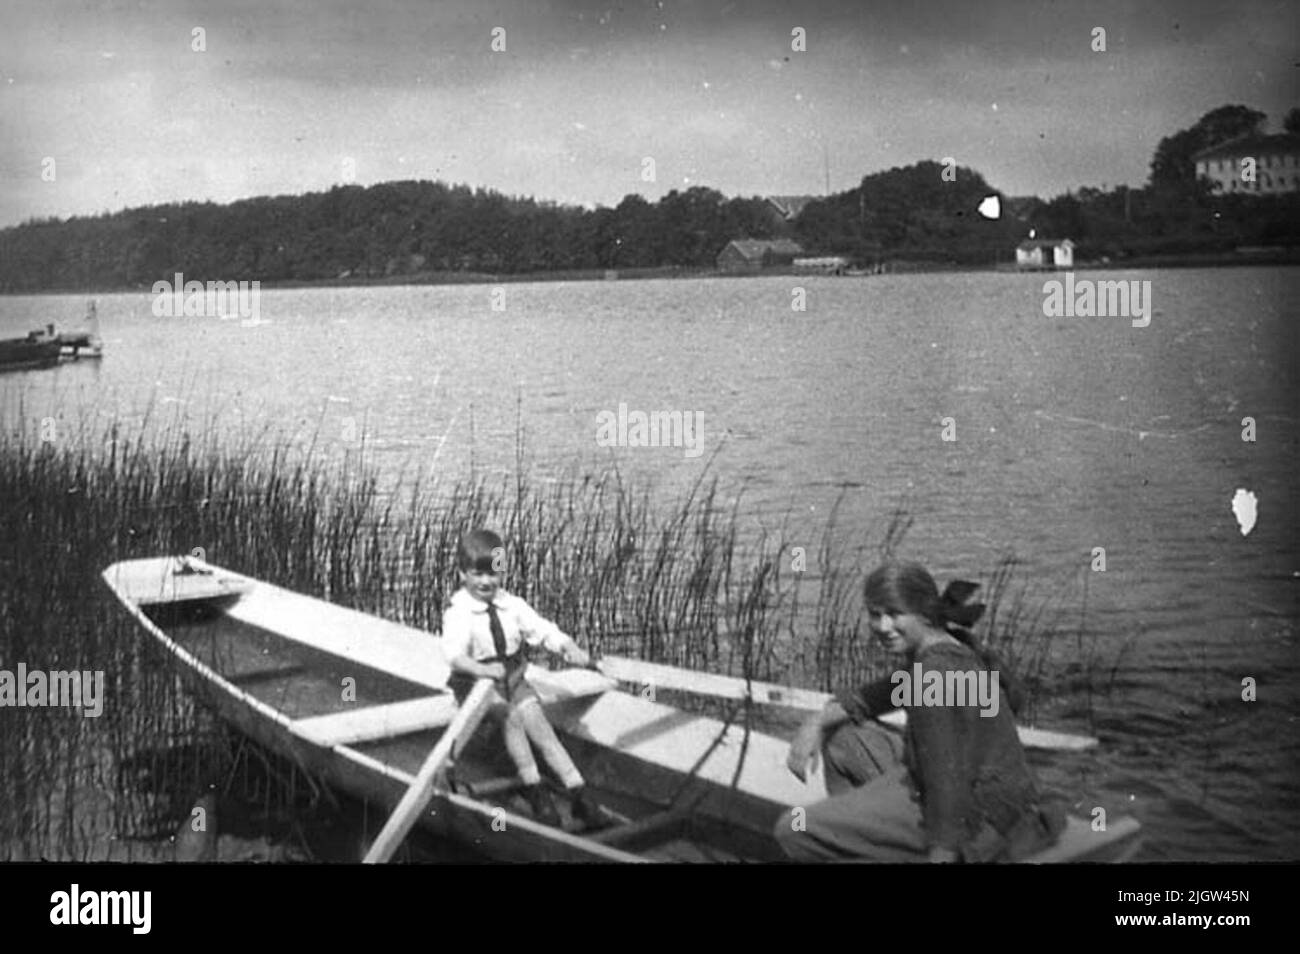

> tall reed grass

[{"left": 0, "top": 405, "right": 1092, "bottom": 860}]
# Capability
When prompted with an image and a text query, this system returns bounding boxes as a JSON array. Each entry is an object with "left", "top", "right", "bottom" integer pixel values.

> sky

[{"left": 0, "top": 0, "right": 1296, "bottom": 227}]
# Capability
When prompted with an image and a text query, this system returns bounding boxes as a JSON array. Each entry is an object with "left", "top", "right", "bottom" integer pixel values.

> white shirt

[{"left": 440, "top": 588, "right": 574, "bottom": 663}]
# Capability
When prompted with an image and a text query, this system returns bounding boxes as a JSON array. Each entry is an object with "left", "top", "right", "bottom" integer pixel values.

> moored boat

[
  {"left": 1, "top": 303, "right": 103, "bottom": 371},
  {"left": 100, "top": 555, "right": 1143, "bottom": 862},
  {"left": 0, "top": 326, "right": 63, "bottom": 370}
]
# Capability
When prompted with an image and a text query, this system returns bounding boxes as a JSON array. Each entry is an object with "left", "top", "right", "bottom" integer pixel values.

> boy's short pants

[{"left": 447, "top": 653, "right": 528, "bottom": 705}]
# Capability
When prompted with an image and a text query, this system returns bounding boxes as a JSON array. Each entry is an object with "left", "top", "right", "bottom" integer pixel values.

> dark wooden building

[{"left": 716, "top": 239, "right": 805, "bottom": 272}]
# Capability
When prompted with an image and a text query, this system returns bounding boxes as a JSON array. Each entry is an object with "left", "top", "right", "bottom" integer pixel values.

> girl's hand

[
  {"left": 786, "top": 723, "right": 822, "bottom": 782},
  {"left": 566, "top": 646, "right": 591, "bottom": 668},
  {"left": 480, "top": 662, "right": 507, "bottom": 680},
  {"left": 928, "top": 846, "right": 959, "bottom": 864}
]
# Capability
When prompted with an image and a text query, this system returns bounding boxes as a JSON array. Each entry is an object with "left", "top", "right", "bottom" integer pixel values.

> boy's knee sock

[
  {"left": 517, "top": 698, "right": 584, "bottom": 789},
  {"left": 516, "top": 764, "right": 542, "bottom": 786},
  {"left": 538, "top": 743, "right": 584, "bottom": 790},
  {"left": 554, "top": 763, "right": 585, "bottom": 790},
  {"left": 502, "top": 712, "right": 541, "bottom": 785}
]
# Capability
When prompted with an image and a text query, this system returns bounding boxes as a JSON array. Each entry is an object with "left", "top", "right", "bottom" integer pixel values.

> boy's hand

[
  {"left": 565, "top": 646, "right": 591, "bottom": 668},
  {"left": 480, "top": 662, "right": 507, "bottom": 680}
]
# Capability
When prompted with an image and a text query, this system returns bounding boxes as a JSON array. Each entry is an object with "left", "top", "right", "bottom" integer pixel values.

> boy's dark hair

[{"left": 458, "top": 529, "right": 505, "bottom": 573}]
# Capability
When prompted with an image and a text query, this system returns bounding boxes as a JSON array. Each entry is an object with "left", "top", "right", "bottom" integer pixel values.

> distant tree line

[
  {"left": 0, "top": 104, "right": 1295, "bottom": 292},
  {"left": 0, "top": 183, "right": 782, "bottom": 292}
]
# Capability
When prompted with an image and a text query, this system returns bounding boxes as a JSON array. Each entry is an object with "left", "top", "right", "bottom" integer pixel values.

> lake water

[{"left": 2, "top": 268, "right": 1297, "bottom": 862}]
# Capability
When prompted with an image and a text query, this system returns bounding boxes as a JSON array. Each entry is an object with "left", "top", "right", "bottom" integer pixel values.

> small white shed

[{"left": 1016, "top": 238, "right": 1074, "bottom": 269}]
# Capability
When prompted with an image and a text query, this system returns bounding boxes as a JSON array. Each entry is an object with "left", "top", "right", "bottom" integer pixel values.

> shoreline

[{"left": 2, "top": 249, "right": 1297, "bottom": 298}]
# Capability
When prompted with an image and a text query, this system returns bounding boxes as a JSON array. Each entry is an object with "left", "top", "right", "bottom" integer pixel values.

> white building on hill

[
  {"left": 1015, "top": 238, "right": 1074, "bottom": 270},
  {"left": 1192, "top": 133, "right": 1300, "bottom": 195}
]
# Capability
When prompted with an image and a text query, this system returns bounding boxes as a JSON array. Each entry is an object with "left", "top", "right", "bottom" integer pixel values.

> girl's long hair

[{"left": 864, "top": 561, "right": 1022, "bottom": 714}]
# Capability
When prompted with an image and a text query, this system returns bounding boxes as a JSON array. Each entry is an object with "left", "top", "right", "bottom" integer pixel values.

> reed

[{"left": 0, "top": 407, "right": 1097, "bottom": 860}]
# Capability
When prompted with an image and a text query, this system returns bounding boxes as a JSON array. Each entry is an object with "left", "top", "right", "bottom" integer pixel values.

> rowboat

[{"left": 101, "top": 555, "right": 1143, "bottom": 862}]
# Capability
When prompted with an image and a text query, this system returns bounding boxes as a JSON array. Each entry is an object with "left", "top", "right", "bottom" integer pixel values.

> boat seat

[
  {"left": 130, "top": 563, "right": 253, "bottom": 606},
  {"left": 290, "top": 694, "right": 459, "bottom": 747},
  {"left": 290, "top": 667, "right": 616, "bottom": 750}
]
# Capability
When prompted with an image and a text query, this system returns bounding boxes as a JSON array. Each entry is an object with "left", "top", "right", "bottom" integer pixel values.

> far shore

[{"left": 3, "top": 247, "right": 1297, "bottom": 298}]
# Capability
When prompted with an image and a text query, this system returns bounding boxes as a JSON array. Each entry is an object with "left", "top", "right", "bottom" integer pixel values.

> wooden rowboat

[{"left": 101, "top": 555, "right": 1143, "bottom": 862}]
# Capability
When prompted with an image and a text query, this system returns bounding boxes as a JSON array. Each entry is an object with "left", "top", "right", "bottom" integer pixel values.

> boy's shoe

[
  {"left": 567, "top": 786, "right": 611, "bottom": 831},
  {"left": 523, "top": 784, "right": 561, "bottom": 827}
]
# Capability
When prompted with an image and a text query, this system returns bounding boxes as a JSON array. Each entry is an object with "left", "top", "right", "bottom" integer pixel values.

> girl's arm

[
  {"left": 786, "top": 676, "right": 896, "bottom": 781},
  {"left": 786, "top": 700, "right": 851, "bottom": 781}
]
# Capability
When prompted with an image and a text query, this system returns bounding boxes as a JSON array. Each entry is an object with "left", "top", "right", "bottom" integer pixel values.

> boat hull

[
  {"left": 186, "top": 668, "right": 636, "bottom": 862},
  {"left": 0, "top": 338, "right": 62, "bottom": 370},
  {"left": 101, "top": 556, "right": 1143, "bottom": 863}
]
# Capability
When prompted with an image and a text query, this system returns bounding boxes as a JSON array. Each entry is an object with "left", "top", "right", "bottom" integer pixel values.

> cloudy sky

[{"left": 0, "top": 0, "right": 1295, "bottom": 227}]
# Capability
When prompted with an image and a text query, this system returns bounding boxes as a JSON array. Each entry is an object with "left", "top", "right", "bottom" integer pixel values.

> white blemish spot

[{"left": 1232, "top": 489, "right": 1258, "bottom": 536}]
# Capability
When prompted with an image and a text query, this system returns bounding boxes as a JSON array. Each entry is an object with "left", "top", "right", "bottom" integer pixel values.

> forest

[{"left": 1, "top": 104, "right": 1295, "bottom": 292}]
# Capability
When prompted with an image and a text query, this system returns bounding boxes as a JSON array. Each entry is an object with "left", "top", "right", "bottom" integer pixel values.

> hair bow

[{"left": 940, "top": 580, "right": 985, "bottom": 629}]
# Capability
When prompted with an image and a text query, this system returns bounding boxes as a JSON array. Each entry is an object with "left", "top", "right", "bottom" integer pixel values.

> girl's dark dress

[{"left": 775, "top": 640, "right": 1064, "bottom": 862}]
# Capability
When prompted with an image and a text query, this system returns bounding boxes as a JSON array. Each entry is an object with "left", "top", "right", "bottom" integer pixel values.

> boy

[{"left": 440, "top": 528, "right": 604, "bottom": 829}]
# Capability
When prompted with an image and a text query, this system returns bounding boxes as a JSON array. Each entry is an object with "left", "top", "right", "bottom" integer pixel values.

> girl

[{"left": 777, "top": 561, "right": 1064, "bottom": 862}]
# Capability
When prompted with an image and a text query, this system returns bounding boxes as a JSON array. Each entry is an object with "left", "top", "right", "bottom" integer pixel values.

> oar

[
  {"left": 363, "top": 678, "right": 496, "bottom": 863},
  {"left": 597, "top": 655, "right": 1097, "bottom": 753}
]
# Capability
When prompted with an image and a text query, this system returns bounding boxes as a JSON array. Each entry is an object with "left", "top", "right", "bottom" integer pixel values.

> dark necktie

[
  {"left": 486, "top": 602, "right": 523, "bottom": 700},
  {"left": 486, "top": 602, "right": 508, "bottom": 660}
]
